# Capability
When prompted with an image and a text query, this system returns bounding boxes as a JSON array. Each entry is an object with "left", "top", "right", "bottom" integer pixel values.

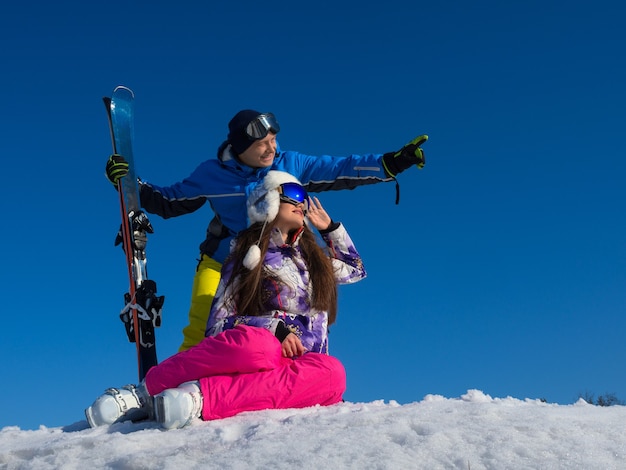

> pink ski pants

[{"left": 144, "top": 325, "right": 346, "bottom": 421}]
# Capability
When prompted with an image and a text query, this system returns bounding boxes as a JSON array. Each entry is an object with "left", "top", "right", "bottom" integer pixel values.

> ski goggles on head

[
  {"left": 278, "top": 182, "right": 308, "bottom": 206},
  {"left": 246, "top": 113, "right": 280, "bottom": 140}
]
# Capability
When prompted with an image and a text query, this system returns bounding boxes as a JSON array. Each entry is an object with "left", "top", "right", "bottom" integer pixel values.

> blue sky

[{"left": 1, "top": 0, "right": 625, "bottom": 430}]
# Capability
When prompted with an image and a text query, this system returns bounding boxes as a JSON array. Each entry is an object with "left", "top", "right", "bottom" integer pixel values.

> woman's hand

[
  {"left": 306, "top": 196, "right": 332, "bottom": 231},
  {"left": 282, "top": 333, "right": 306, "bottom": 358}
]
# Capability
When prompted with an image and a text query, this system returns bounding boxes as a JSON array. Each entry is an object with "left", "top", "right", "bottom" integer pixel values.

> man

[{"left": 106, "top": 109, "right": 427, "bottom": 350}]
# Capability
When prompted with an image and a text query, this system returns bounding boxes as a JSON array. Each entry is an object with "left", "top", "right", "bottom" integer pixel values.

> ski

[{"left": 103, "top": 85, "right": 164, "bottom": 381}]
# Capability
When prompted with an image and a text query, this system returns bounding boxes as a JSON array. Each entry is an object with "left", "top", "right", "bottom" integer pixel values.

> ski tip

[{"left": 113, "top": 85, "right": 135, "bottom": 98}]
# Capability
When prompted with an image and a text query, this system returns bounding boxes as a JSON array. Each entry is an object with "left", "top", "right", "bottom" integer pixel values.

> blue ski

[{"left": 104, "top": 86, "right": 164, "bottom": 381}]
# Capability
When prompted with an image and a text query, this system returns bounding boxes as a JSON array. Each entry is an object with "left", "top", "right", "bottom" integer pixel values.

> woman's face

[{"left": 275, "top": 200, "right": 305, "bottom": 233}]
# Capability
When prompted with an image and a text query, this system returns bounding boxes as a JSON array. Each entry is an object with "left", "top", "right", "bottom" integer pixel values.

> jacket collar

[{"left": 269, "top": 226, "right": 305, "bottom": 248}]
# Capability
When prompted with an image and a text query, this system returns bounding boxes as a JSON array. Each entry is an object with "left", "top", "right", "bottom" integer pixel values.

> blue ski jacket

[{"left": 138, "top": 144, "right": 391, "bottom": 263}]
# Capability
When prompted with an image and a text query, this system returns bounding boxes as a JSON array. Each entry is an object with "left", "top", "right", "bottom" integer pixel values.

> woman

[{"left": 86, "top": 171, "right": 366, "bottom": 429}]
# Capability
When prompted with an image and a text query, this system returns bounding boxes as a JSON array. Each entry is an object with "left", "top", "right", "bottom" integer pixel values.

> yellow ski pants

[{"left": 178, "top": 255, "right": 222, "bottom": 352}]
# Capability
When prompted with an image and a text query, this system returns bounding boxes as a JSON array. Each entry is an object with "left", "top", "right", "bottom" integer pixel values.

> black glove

[
  {"left": 382, "top": 135, "right": 428, "bottom": 177},
  {"left": 275, "top": 321, "right": 292, "bottom": 342},
  {"left": 105, "top": 154, "right": 129, "bottom": 186}
]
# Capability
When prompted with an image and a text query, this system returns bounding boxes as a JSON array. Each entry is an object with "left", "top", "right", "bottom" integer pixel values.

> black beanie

[{"left": 227, "top": 109, "right": 262, "bottom": 155}]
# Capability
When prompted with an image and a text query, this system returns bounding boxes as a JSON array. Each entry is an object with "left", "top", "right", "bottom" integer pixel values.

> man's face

[{"left": 237, "top": 133, "right": 277, "bottom": 168}]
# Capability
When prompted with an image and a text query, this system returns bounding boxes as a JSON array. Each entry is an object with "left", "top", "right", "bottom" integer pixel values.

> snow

[{"left": 1, "top": 390, "right": 625, "bottom": 469}]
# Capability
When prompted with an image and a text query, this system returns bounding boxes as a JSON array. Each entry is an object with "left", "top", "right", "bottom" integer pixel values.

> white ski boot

[
  {"left": 85, "top": 383, "right": 152, "bottom": 428},
  {"left": 154, "top": 381, "right": 203, "bottom": 430}
]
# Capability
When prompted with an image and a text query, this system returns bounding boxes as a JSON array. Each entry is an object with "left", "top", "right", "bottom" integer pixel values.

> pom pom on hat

[{"left": 243, "top": 244, "right": 262, "bottom": 270}]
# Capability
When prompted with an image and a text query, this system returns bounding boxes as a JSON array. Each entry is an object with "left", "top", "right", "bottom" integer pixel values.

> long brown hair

[{"left": 224, "top": 219, "right": 339, "bottom": 324}]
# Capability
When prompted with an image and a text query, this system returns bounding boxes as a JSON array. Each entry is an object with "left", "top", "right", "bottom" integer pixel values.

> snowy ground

[{"left": 1, "top": 390, "right": 625, "bottom": 470}]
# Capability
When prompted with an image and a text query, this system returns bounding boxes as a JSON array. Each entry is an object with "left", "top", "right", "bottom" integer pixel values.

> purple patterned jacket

[{"left": 205, "top": 223, "right": 366, "bottom": 353}]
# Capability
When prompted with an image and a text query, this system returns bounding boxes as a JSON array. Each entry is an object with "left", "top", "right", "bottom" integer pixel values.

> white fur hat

[
  {"left": 243, "top": 170, "right": 304, "bottom": 270},
  {"left": 247, "top": 170, "right": 303, "bottom": 225}
]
